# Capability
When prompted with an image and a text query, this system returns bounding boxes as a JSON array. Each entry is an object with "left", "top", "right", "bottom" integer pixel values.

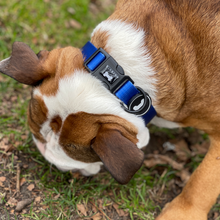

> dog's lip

[{"left": 35, "top": 140, "right": 46, "bottom": 156}]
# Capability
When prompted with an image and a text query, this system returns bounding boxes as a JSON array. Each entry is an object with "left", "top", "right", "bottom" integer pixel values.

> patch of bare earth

[{"left": 0, "top": 126, "right": 219, "bottom": 219}]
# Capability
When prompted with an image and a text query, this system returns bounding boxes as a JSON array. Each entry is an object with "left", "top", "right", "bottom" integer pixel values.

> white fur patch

[
  {"left": 151, "top": 116, "right": 180, "bottom": 128},
  {"left": 92, "top": 20, "right": 157, "bottom": 102}
]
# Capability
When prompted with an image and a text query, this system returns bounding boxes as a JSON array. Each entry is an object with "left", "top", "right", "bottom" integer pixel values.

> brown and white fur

[{"left": 1, "top": 0, "right": 220, "bottom": 219}]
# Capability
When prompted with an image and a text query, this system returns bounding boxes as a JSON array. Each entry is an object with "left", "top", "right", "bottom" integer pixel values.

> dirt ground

[{"left": 0, "top": 126, "right": 219, "bottom": 220}]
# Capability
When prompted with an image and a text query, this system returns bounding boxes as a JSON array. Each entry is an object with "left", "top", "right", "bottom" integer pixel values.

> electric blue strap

[
  {"left": 81, "top": 41, "right": 97, "bottom": 62},
  {"left": 81, "top": 41, "right": 156, "bottom": 125},
  {"left": 115, "top": 81, "right": 139, "bottom": 105}
]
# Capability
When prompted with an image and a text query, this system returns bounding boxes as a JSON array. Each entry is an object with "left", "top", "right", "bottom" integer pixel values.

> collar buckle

[{"left": 84, "top": 47, "right": 134, "bottom": 94}]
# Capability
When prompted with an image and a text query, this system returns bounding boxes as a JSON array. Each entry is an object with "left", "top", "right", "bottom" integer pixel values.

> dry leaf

[
  {"left": 42, "top": 205, "right": 49, "bottom": 209},
  {"left": 92, "top": 204, "right": 98, "bottom": 213},
  {"left": 20, "top": 177, "right": 26, "bottom": 186},
  {"left": 0, "top": 177, "right": 6, "bottom": 187},
  {"left": 6, "top": 197, "right": 18, "bottom": 207},
  {"left": 89, "top": 3, "right": 100, "bottom": 14},
  {"left": 14, "top": 141, "right": 22, "bottom": 148},
  {"left": 98, "top": 199, "right": 104, "bottom": 210},
  {"left": 11, "top": 96, "right": 17, "bottom": 102},
  {"left": 67, "top": 7, "right": 75, "bottom": 14},
  {"left": 214, "top": 212, "right": 219, "bottom": 219},
  {"left": 92, "top": 212, "right": 102, "bottom": 220},
  {"left": 69, "top": 19, "right": 82, "bottom": 29},
  {"left": 27, "top": 184, "right": 35, "bottom": 191},
  {"left": 164, "top": 140, "right": 190, "bottom": 161},
  {"left": 15, "top": 199, "right": 33, "bottom": 212},
  {"left": 176, "top": 169, "right": 191, "bottom": 183},
  {"left": 77, "top": 203, "right": 87, "bottom": 216},
  {"left": 70, "top": 171, "right": 81, "bottom": 179},
  {"left": 144, "top": 154, "right": 183, "bottom": 170},
  {"left": 23, "top": 164, "right": 29, "bottom": 169},
  {"left": 0, "top": 138, "right": 8, "bottom": 150},
  {"left": 174, "top": 140, "right": 191, "bottom": 161},
  {"left": 0, "top": 177, "right": 6, "bottom": 182},
  {"left": 191, "top": 141, "right": 209, "bottom": 155},
  {"left": 21, "top": 134, "right": 28, "bottom": 140},
  {"left": 34, "top": 196, "right": 41, "bottom": 203},
  {"left": 113, "top": 203, "right": 128, "bottom": 217},
  {"left": 5, "top": 144, "right": 15, "bottom": 153},
  {"left": 54, "top": 194, "right": 60, "bottom": 200}
]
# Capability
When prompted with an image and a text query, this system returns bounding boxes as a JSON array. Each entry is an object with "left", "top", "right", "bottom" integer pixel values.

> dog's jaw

[{"left": 33, "top": 134, "right": 103, "bottom": 175}]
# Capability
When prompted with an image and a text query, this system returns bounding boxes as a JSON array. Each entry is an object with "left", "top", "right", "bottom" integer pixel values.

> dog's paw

[{"left": 155, "top": 199, "right": 207, "bottom": 220}]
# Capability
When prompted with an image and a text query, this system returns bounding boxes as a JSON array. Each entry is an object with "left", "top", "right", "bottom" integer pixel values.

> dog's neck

[
  {"left": 91, "top": 20, "right": 157, "bottom": 104},
  {"left": 90, "top": 17, "right": 190, "bottom": 125}
]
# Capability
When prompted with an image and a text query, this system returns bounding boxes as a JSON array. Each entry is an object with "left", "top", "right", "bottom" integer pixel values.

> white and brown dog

[{"left": 1, "top": 0, "right": 220, "bottom": 219}]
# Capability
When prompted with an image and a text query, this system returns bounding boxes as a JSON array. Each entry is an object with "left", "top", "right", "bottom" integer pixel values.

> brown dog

[{"left": 1, "top": 0, "right": 220, "bottom": 219}]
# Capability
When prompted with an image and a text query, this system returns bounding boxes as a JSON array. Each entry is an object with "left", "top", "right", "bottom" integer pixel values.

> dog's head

[{"left": 0, "top": 42, "right": 150, "bottom": 184}]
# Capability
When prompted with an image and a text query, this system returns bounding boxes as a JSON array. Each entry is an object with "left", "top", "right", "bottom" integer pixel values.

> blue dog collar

[{"left": 81, "top": 41, "right": 157, "bottom": 125}]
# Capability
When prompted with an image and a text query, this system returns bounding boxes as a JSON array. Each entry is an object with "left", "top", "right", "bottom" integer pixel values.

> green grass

[
  {"left": 19, "top": 140, "right": 158, "bottom": 219},
  {"left": 0, "top": 0, "right": 113, "bottom": 56},
  {"left": 0, "top": 0, "right": 215, "bottom": 219},
  {"left": 0, "top": 0, "right": 159, "bottom": 219},
  {"left": 0, "top": 0, "right": 113, "bottom": 139}
]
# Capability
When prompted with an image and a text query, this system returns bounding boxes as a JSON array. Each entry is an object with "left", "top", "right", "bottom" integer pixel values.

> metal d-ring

[{"left": 121, "top": 86, "right": 152, "bottom": 116}]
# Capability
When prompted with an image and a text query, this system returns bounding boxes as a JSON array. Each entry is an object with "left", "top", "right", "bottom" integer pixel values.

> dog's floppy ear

[
  {"left": 91, "top": 124, "right": 144, "bottom": 184},
  {"left": 0, "top": 42, "right": 49, "bottom": 85}
]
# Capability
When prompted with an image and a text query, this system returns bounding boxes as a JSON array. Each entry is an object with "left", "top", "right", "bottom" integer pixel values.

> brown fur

[
  {"left": 91, "top": 124, "right": 144, "bottom": 184},
  {"left": 0, "top": 42, "right": 46, "bottom": 85},
  {"left": 59, "top": 112, "right": 138, "bottom": 162},
  {"left": 100, "top": 0, "right": 220, "bottom": 218},
  {"left": 39, "top": 47, "right": 84, "bottom": 96},
  {"left": 91, "top": 30, "right": 110, "bottom": 52},
  {"left": 58, "top": 112, "right": 144, "bottom": 183},
  {"left": 50, "top": 115, "right": 62, "bottom": 134},
  {"left": 27, "top": 95, "right": 48, "bottom": 143},
  {"left": 107, "top": 0, "right": 220, "bottom": 134}
]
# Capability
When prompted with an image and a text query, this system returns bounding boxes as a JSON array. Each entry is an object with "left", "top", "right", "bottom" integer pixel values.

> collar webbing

[{"left": 81, "top": 41, "right": 157, "bottom": 125}]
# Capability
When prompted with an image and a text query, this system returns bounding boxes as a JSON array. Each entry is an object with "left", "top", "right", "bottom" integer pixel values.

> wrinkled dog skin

[{"left": 1, "top": 0, "right": 220, "bottom": 219}]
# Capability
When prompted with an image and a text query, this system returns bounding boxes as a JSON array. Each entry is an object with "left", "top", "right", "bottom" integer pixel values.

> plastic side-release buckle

[{"left": 84, "top": 48, "right": 134, "bottom": 94}]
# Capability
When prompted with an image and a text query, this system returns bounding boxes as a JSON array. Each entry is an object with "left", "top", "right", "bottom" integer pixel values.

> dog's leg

[{"left": 156, "top": 135, "right": 220, "bottom": 220}]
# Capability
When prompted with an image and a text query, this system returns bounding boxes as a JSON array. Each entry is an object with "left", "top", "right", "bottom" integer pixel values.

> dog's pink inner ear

[
  {"left": 91, "top": 125, "right": 144, "bottom": 184},
  {"left": 0, "top": 42, "right": 49, "bottom": 85}
]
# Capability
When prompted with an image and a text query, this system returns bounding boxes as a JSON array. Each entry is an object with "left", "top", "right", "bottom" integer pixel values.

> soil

[{"left": 0, "top": 127, "right": 219, "bottom": 220}]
